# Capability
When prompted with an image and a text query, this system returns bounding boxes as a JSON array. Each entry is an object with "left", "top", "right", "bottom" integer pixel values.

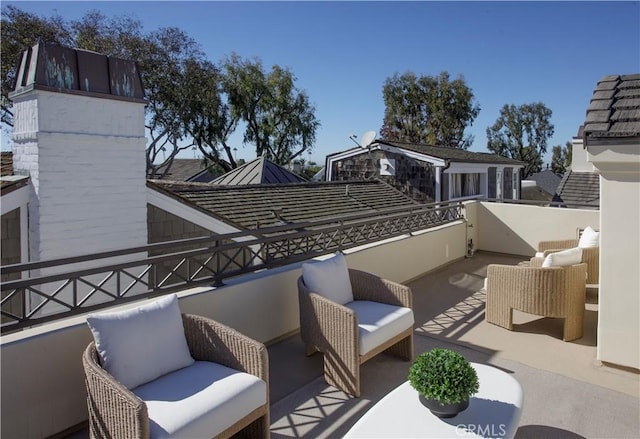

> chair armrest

[
  {"left": 538, "top": 239, "right": 579, "bottom": 252},
  {"left": 348, "top": 269, "right": 413, "bottom": 309},
  {"left": 181, "top": 314, "right": 269, "bottom": 385},
  {"left": 82, "top": 343, "right": 149, "bottom": 439}
]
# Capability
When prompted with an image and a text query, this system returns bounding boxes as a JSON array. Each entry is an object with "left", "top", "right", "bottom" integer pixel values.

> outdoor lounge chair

[
  {"left": 538, "top": 239, "right": 599, "bottom": 285},
  {"left": 536, "top": 226, "right": 600, "bottom": 285},
  {"left": 297, "top": 253, "right": 414, "bottom": 397},
  {"left": 485, "top": 257, "right": 587, "bottom": 342},
  {"left": 82, "top": 294, "right": 270, "bottom": 438}
]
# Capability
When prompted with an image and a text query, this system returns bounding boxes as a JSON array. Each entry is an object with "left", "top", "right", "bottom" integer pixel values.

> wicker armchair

[
  {"left": 485, "top": 261, "right": 587, "bottom": 341},
  {"left": 83, "top": 313, "right": 270, "bottom": 439},
  {"left": 538, "top": 238, "right": 599, "bottom": 284},
  {"left": 298, "top": 268, "right": 414, "bottom": 397}
]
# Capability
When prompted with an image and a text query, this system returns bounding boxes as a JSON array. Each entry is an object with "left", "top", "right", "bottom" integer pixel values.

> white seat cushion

[
  {"left": 302, "top": 252, "right": 354, "bottom": 304},
  {"left": 345, "top": 300, "right": 414, "bottom": 356},
  {"left": 132, "top": 361, "right": 267, "bottom": 439}
]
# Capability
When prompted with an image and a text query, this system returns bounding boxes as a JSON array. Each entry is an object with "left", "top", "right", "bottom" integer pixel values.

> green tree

[
  {"left": 222, "top": 54, "right": 320, "bottom": 165},
  {"left": 1, "top": 7, "right": 320, "bottom": 174},
  {"left": 67, "top": 13, "right": 201, "bottom": 177},
  {"left": 551, "top": 141, "right": 572, "bottom": 175},
  {"left": 486, "top": 103, "right": 554, "bottom": 179},
  {"left": 380, "top": 71, "right": 480, "bottom": 149}
]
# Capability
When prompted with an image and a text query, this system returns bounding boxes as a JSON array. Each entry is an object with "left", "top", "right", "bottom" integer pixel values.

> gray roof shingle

[
  {"left": 584, "top": 74, "right": 640, "bottom": 139},
  {"left": 553, "top": 170, "right": 600, "bottom": 207},
  {"left": 150, "top": 179, "right": 419, "bottom": 230},
  {"left": 151, "top": 159, "right": 220, "bottom": 182},
  {"left": 526, "top": 169, "right": 562, "bottom": 196}
]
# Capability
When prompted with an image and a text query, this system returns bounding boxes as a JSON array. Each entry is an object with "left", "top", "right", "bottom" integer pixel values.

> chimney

[{"left": 9, "top": 43, "right": 148, "bottom": 265}]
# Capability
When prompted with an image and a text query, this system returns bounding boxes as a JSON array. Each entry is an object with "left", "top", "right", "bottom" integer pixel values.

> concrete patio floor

[
  {"left": 66, "top": 252, "right": 639, "bottom": 438},
  {"left": 268, "top": 252, "right": 640, "bottom": 438}
]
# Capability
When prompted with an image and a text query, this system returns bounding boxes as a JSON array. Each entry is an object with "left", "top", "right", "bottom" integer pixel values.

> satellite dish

[{"left": 360, "top": 131, "right": 377, "bottom": 148}]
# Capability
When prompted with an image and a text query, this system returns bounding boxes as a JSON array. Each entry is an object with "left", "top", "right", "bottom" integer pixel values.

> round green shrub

[{"left": 408, "top": 348, "right": 479, "bottom": 404}]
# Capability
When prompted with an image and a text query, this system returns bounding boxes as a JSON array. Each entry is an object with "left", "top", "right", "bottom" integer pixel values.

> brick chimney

[{"left": 9, "top": 43, "right": 148, "bottom": 263}]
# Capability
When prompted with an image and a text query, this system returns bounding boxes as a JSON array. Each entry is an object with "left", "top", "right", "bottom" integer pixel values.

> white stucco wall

[
  {"left": 588, "top": 142, "right": 640, "bottom": 370},
  {"left": 474, "top": 201, "right": 599, "bottom": 256},
  {"left": 571, "top": 136, "right": 596, "bottom": 172}
]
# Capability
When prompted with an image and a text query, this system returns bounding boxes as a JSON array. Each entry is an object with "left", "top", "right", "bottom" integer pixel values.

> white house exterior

[{"left": 325, "top": 139, "right": 524, "bottom": 203}]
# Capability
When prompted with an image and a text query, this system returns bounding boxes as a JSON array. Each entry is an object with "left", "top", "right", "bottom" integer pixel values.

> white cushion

[
  {"left": 133, "top": 361, "right": 267, "bottom": 439},
  {"left": 542, "top": 247, "right": 583, "bottom": 268},
  {"left": 345, "top": 300, "right": 414, "bottom": 356},
  {"left": 535, "top": 251, "right": 545, "bottom": 258},
  {"left": 302, "top": 252, "right": 354, "bottom": 304},
  {"left": 86, "top": 294, "right": 194, "bottom": 389},
  {"left": 578, "top": 226, "right": 600, "bottom": 248}
]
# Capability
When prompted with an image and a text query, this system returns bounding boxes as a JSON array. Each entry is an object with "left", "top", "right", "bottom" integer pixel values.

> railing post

[{"left": 212, "top": 239, "right": 225, "bottom": 287}]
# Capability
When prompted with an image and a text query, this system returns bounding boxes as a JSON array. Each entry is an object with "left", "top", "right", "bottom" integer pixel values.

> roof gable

[
  {"left": 212, "top": 157, "right": 306, "bottom": 185},
  {"left": 328, "top": 140, "right": 525, "bottom": 166}
]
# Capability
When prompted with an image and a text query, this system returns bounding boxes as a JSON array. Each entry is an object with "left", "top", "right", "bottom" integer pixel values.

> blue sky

[{"left": 3, "top": 1, "right": 640, "bottom": 165}]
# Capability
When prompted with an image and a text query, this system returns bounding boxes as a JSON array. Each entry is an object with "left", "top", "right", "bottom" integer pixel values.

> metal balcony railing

[{"left": 1, "top": 201, "right": 464, "bottom": 333}]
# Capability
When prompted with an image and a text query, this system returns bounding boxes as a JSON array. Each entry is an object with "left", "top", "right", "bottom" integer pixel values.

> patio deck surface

[
  {"left": 268, "top": 252, "right": 639, "bottom": 438},
  {"left": 66, "top": 252, "right": 640, "bottom": 438}
]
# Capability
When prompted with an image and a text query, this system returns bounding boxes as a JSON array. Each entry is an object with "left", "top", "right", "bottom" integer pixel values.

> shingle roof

[
  {"left": 330, "top": 140, "right": 525, "bottom": 165},
  {"left": 584, "top": 74, "right": 640, "bottom": 139},
  {"left": 526, "top": 169, "right": 562, "bottom": 196},
  {"left": 0, "top": 152, "right": 29, "bottom": 194},
  {"left": 150, "top": 159, "right": 220, "bottom": 182},
  {"left": 553, "top": 170, "right": 600, "bottom": 207},
  {"left": 212, "top": 157, "right": 306, "bottom": 185},
  {"left": 150, "top": 179, "right": 420, "bottom": 230},
  {"left": 1, "top": 152, "right": 13, "bottom": 177}
]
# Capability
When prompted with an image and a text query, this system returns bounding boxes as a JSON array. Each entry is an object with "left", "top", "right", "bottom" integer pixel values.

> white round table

[{"left": 344, "top": 362, "right": 524, "bottom": 438}]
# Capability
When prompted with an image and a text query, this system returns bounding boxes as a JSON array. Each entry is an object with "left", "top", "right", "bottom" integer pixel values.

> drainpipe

[{"left": 437, "top": 160, "right": 451, "bottom": 203}]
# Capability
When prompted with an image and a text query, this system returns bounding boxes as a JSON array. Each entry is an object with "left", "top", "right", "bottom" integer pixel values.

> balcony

[{"left": 1, "top": 201, "right": 639, "bottom": 438}]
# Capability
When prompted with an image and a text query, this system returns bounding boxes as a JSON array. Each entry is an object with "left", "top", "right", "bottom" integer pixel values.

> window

[{"left": 451, "top": 173, "right": 481, "bottom": 198}]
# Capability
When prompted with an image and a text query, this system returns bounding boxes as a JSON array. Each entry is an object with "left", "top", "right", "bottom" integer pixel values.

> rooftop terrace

[{"left": 2, "top": 200, "right": 639, "bottom": 438}]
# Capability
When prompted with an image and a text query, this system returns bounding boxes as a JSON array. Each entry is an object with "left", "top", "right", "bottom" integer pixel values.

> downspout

[{"left": 438, "top": 159, "right": 451, "bottom": 203}]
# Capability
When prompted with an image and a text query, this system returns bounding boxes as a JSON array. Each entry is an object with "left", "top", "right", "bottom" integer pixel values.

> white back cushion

[
  {"left": 578, "top": 226, "right": 600, "bottom": 248},
  {"left": 86, "top": 294, "right": 195, "bottom": 389},
  {"left": 302, "top": 252, "right": 354, "bottom": 304},
  {"left": 542, "top": 247, "right": 583, "bottom": 268}
]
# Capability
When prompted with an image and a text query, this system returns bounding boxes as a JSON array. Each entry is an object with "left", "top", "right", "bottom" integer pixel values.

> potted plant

[{"left": 408, "top": 348, "right": 479, "bottom": 418}]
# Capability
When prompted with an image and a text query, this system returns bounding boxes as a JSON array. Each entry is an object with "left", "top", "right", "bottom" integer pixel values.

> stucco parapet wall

[{"left": 9, "top": 42, "right": 146, "bottom": 104}]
